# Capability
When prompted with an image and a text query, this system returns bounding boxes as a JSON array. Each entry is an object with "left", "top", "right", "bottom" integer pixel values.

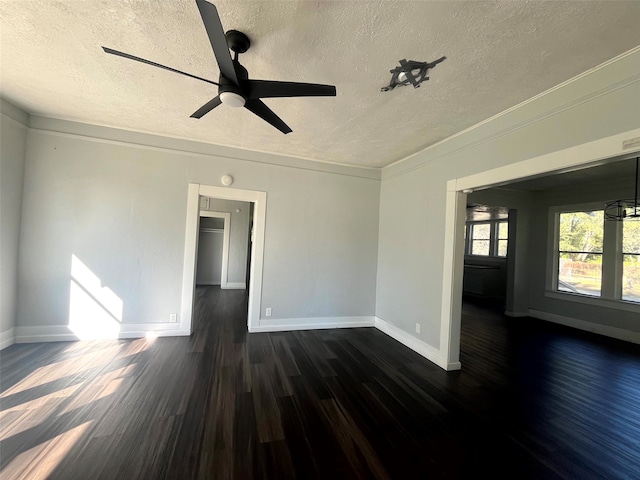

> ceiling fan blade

[
  {"left": 190, "top": 95, "right": 222, "bottom": 119},
  {"left": 102, "top": 47, "right": 218, "bottom": 86},
  {"left": 247, "top": 80, "right": 336, "bottom": 99},
  {"left": 195, "top": 0, "right": 238, "bottom": 85},
  {"left": 244, "top": 99, "right": 292, "bottom": 134},
  {"left": 398, "top": 59, "right": 419, "bottom": 88}
]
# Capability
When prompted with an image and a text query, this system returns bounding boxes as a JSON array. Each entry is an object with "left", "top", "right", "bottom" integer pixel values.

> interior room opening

[
  {"left": 446, "top": 143, "right": 640, "bottom": 370},
  {"left": 195, "top": 195, "right": 254, "bottom": 328}
]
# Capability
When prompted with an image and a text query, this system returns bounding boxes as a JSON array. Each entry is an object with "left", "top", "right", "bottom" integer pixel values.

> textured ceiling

[{"left": 1, "top": 1, "right": 639, "bottom": 168}]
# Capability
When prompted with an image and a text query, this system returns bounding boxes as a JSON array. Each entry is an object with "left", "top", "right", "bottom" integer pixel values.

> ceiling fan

[{"left": 103, "top": 0, "right": 336, "bottom": 134}]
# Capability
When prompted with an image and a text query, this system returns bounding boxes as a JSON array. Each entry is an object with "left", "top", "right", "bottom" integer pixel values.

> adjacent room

[{"left": 1, "top": 1, "right": 639, "bottom": 478}]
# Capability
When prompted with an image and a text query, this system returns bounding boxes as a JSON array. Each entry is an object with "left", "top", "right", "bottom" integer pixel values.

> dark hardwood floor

[{"left": 1, "top": 288, "right": 639, "bottom": 479}]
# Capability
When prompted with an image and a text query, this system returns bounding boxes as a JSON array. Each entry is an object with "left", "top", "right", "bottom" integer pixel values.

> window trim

[{"left": 548, "top": 202, "right": 639, "bottom": 311}]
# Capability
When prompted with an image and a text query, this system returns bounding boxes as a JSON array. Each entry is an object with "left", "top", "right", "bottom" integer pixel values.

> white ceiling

[{"left": 1, "top": 1, "right": 639, "bottom": 168}]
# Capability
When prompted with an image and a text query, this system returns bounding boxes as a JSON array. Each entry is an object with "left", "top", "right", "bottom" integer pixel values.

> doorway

[
  {"left": 440, "top": 128, "right": 640, "bottom": 370},
  {"left": 196, "top": 211, "right": 230, "bottom": 287},
  {"left": 180, "top": 184, "right": 267, "bottom": 334},
  {"left": 462, "top": 205, "right": 510, "bottom": 309}
]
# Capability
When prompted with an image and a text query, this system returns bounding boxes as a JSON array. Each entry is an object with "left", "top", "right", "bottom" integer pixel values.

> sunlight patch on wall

[{"left": 69, "top": 255, "right": 123, "bottom": 340}]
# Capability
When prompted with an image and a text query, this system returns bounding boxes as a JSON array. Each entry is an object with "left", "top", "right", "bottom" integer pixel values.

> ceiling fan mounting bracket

[{"left": 225, "top": 30, "right": 250, "bottom": 55}]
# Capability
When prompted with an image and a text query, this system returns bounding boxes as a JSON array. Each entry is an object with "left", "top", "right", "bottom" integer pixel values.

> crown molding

[
  {"left": 28, "top": 115, "right": 381, "bottom": 181},
  {"left": 1, "top": 98, "right": 29, "bottom": 126}
]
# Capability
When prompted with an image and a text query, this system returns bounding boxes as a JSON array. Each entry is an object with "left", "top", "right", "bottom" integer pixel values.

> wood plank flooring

[{"left": 1, "top": 289, "right": 640, "bottom": 479}]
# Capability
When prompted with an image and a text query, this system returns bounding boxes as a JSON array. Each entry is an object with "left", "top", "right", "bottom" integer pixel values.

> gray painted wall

[
  {"left": 1, "top": 100, "right": 28, "bottom": 341},
  {"left": 15, "top": 120, "right": 380, "bottom": 329},
  {"left": 376, "top": 49, "right": 640, "bottom": 350},
  {"left": 203, "top": 198, "right": 250, "bottom": 285}
]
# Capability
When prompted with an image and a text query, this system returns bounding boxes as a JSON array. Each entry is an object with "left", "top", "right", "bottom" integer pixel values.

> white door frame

[
  {"left": 440, "top": 128, "right": 640, "bottom": 370},
  {"left": 199, "top": 211, "right": 231, "bottom": 288},
  {"left": 180, "top": 184, "right": 267, "bottom": 333}
]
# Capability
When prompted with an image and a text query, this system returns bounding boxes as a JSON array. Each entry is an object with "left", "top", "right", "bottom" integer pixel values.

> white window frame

[
  {"left": 546, "top": 202, "right": 640, "bottom": 312},
  {"left": 465, "top": 220, "right": 508, "bottom": 258}
]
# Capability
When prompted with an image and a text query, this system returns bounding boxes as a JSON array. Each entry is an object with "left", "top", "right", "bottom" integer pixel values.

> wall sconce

[{"left": 221, "top": 174, "right": 234, "bottom": 186}]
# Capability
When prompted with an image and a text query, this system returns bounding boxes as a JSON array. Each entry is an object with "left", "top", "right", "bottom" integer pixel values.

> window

[
  {"left": 470, "top": 223, "right": 491, "bottom": 255},
  {"left": 557, "top": 210, "right": 603, "bottom": 297},
  {"left": 552, "top": 205, "right": 639, "bottom": 304},
  {"left": 465, "top": 220, "right": 508, "bottom": 257},
  {"left": 622, "top": 221, "right": 640, "bottom": 302},
  {"left": 497, "top": 222, "right": 509, "bottom": 257}
]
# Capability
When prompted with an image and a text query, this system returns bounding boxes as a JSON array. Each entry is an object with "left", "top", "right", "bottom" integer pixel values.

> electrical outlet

[
  {"left": 169, "top": 313, "right": 178, "bottom": 323},
  {"left": 415, "top": 323, "right": 420, "bottom": 334},
  {"left": 265, "top": 308, "right": 272, "bottom": 317}
]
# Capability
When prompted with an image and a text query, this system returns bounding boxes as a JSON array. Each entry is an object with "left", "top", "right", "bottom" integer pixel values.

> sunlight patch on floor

[
  {"left": 1, "top": 421, "right": 93, "bottom": 480},
  {"left": 0, "top": 384, "right": 82, "bottom": 441},
  {"left": 0, "top": 344, "right": 124, "bottom": 397}
]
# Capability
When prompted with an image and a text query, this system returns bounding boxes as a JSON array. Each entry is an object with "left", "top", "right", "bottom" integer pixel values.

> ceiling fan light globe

[{"left": 220, "top": 91, "right": 246, "bottom": 108}]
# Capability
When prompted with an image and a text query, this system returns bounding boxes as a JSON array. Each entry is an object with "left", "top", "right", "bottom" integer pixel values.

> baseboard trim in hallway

[{"left": 249, "top": 316, "right": 375, "bottom": 333}]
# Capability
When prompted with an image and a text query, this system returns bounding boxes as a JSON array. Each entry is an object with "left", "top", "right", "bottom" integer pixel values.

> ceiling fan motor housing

[{"left": 218, "top": 61, "right": 248, "bottom": 98}]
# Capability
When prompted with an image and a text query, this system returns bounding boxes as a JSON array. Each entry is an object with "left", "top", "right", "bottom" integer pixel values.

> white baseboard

[
  {"left": 11, "top": 316, "right": 464, "bottom": 372},
  {"left": 221, "top": 282, "right": 246, "bottom": 290},
  {"left": 15, "top": 325, "right": 77, "bottom": 343},
  {"left": 0, "top": 328, "right": 16, "bottom": 350},
  {"left": 374, "top": 317, "right": 460, "bottom": 371},
  {"left": 528, "top": 309, "right": 640, "bottom": 345},
  {"left": 14, "top": 323, "right": 191, "bottom": 343},
  {"left": 249, "top": 316, "right": 375, "bottom": 333},
  {"left": 118, "top": 323, "right": 190, "bottom": 338},
  {"left": 118, "top": 329, "right": 191, "bottom": 339},
  {"left": 504, "top": 311, "right": 530, "bottom": 317}
]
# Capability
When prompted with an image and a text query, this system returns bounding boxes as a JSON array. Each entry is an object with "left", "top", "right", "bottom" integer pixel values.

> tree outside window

[{"left": 558, "top": 211, "right": 603, "bottom": 296}]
